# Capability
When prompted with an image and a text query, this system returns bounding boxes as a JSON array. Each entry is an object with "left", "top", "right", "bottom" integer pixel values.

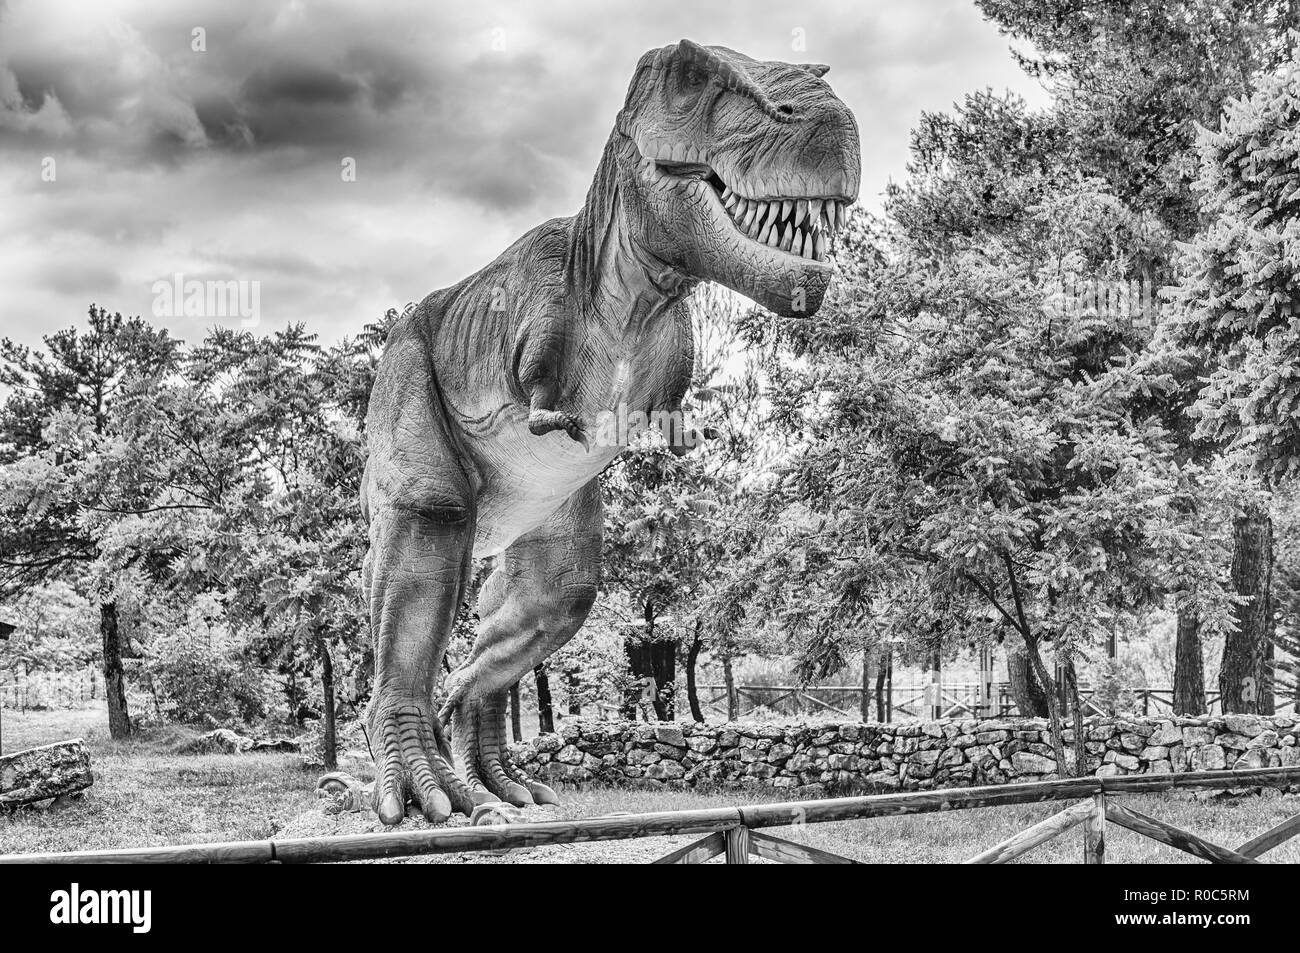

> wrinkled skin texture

[{"left": 361, "top": 40, "right": 860, "bottom": 824}]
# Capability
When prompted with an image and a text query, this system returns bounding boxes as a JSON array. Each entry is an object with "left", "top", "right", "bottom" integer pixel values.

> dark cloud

[{"left": 241, "top": 63, "right": 365, "bottom": 108}]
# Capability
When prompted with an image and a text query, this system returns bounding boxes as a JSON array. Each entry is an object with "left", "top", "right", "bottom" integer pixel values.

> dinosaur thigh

[
  {"left": 460, "top": 477, "right": 602, "bottom": 695},
  {"left": 442, "top": 479, "right": 602, "bottom": 806}
]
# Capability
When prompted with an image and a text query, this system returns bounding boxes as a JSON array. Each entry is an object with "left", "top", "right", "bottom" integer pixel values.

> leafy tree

[
  {"left": 978, "top": 0, "right": 1298, "bottom": 238},
  {"left": 0, "top": 306, "right": 181, "bottom": 737},
  {"left": 980, "top": 0, "right": 1300, "bottom": 714},
  {"left": 1172, "top": 57, "right": 1300, "bottom": 711},
  {"left": 157, "top": 322, "right": 385, "bottom": 764},
  {"left": 1173, "top": 59, "right": 1300, "bottom": 481},
  {"left": 0, "top": 583, "right": 95, "bottom": 678},
  {"left": 720, "top": 93, "right": 1236, "bottom": 770}
]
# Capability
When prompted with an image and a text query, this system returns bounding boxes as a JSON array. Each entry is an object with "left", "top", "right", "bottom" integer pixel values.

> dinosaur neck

[{"left": 568, "top": 132, "right": 693, "bottom": 331}]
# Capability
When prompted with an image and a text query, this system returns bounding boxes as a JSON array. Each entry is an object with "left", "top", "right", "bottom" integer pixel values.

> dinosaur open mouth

[
  {"left": 703, "top": 169, "right": 846, "bottom": 263},
  {"left": 647, "top": 152, "right": 848, "bottom": 264}
]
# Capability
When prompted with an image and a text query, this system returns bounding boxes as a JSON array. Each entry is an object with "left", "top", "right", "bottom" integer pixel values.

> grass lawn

[
  {"left": 3, "top": 703, "right": 1299, "bottom": 863},
  {"left": 1, "top": 703, "right": 319, "bottom": 856}
]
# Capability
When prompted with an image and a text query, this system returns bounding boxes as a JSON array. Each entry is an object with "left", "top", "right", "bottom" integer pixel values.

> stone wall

[{"left": 511, "top": 713, "right": 1300, "bottom": 797}]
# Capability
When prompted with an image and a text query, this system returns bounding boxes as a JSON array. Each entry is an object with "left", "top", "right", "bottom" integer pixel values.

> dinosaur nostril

[{"left": 777, "top": 103, "right": 795, "bottom": 116}]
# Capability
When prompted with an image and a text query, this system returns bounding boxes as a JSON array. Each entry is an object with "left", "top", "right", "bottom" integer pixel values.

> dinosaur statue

[{"left": 361, "top": 39, "right": 860, "bottom": 825}]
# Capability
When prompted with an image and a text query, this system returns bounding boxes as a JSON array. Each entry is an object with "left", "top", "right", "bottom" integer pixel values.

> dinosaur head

[{"left": 613, "top": 40, "right": 860, "bottom": 317}]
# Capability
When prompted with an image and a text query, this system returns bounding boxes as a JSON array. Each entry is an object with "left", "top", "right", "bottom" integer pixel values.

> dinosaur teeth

[
  {"left": 808, "top": 198, "right": 823, "bottom": 228},
  {"left": 710, "top": 173, "right": 845, "bottom": 262}
]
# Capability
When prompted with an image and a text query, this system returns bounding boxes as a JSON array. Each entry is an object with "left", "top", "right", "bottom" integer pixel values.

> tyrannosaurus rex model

[{"left": 361, "top": 39, "right": 860, "bottom": 825}]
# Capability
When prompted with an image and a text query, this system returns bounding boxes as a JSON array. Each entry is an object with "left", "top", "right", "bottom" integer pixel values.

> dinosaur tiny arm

[
  {"left": 513, "top": 301, "right": 590, "bottom": 450},
  {"left": 526, "top": 382, "right": 588, "bottom": 450}
]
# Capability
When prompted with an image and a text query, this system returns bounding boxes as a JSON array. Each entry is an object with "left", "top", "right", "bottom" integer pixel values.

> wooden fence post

[
  {"left": 978, "top": 647, "right": 993, "bottom": 717},
  {"left": 1084, "top": 793, "right": 1106, "bottom": 864},
  {"left": 725, "top": 825, "right": 750, "bottom": 864}
]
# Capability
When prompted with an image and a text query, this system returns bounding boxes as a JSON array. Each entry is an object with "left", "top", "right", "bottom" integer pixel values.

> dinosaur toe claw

[{"left": 526, "top": 780, "right": 561, "bottom": 805}]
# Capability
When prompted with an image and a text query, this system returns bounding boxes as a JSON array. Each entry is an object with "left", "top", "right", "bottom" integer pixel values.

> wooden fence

[
  {"left": 2, "top": 766, "right": 1297, "bottom": 865},
  {"left": 0, "top": 667, "right": 101, "bottom": 711},
  {"left": 703, "top": 683, "right": 1297, "bottom": 721}
]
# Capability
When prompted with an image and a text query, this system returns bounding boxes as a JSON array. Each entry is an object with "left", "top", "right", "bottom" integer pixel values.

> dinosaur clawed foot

[
  {"left": 527, "top": 409, "right": 589, "bottom": 451},
  {"left": 450, "top": 693, "right": 562, "bottom": 808},
  {"left": 367, "top": 698, "right": 477, "bottom": 826}
]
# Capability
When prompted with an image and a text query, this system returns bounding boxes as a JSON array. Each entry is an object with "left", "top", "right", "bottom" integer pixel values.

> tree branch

[{"left": 1000, "top": 549, "right": 1034, "bottom": 642}]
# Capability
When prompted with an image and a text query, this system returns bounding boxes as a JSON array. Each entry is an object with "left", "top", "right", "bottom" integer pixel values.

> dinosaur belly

[{"left": 465, "top": 409, "right": 619, "bottom": 557}]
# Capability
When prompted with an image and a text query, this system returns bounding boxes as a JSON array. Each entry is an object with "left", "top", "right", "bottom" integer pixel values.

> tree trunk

[
  {"left": 509, "top": 682, "right": 522, "bottom": 742},
  {"left": 875, "top": 647, "right": 891, "bottom": 722},
  {"left": 99, "top": 602, "right": 131, "bottom": 739},
  {"left": 1006, "top": 641, "right": 1049, "bottom": 717},
  {"left": 1261, "top": 611, "right": 1276, "bottom": 715},
  {"left": 286, "top": 668, "right": 298, "bottom": 724},
  {"left": 722, "top": 652, "right": 738, "bottom": 721},
  {"left": 1220, "top": 506, "right": 1273, "bottom": 714},
  {"left": 565, "top": 670, "right": 582, "bottom": 716},
  {"left": 1173, "top": 607, "right": 1206, "bottom": 715},
  {"left": 860, "top": 644, "right": 872, "bottom": 723},
  {"left": 534, "top": 664, "right": 554, "bottom": 734},
  {"left": 1263, "top": 631, "right": 1274, "bottom": 712},
  {"left": 650, "top": 640, "right": 676, "bottom": 721},
  {"left": 622, "top": 637, "right": 653, "bottom": 719},
  {"left": 685, "top": 629, "right": 705, "bottom": 723},
  {"left": 926, "top": 651, "right": 943, "bottom": 719},
  {"left": 1019, "top": 635, "right": 1068, "bottom": 773},
  {"left": 318, "top": 638, "right": 337, "bottom": 772},
  {"left": 1062, "top": 653, "right": 1086, "bottom": 778}
]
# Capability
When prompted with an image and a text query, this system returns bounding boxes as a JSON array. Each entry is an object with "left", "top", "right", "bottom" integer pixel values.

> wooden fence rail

[
  {"left": 2, "top": 766, "right": 1297, "bottom": 865},
  {"left": 0, "top": 667, "right": 102, "bottom": 711},
  {"left": 700, "top": 683, "right": 1296, "bottom": 721}
]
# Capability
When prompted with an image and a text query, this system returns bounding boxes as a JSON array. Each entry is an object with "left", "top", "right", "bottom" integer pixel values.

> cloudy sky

[{"left": 0, "top": 0, "right": 1048, "bottom": 347}]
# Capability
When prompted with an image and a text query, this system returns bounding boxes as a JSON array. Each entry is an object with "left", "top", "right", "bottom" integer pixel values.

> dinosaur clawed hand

[
  {"left": 527, "top": 408, "right": 589, "bottom": 451},
  {"left": 447, "top": 692, "right": 561, "bottom": 808},
  {"left": 367, "top": 698, "right": 477, "bottom": 826}
]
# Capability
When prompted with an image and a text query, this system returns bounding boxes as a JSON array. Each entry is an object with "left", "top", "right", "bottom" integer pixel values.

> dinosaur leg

[
  {"left": 442, "top": 479, "right": 601, "bottom": 806},
  {"left": 363, "top": 339, "right": 480, "bottom": 826}
]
